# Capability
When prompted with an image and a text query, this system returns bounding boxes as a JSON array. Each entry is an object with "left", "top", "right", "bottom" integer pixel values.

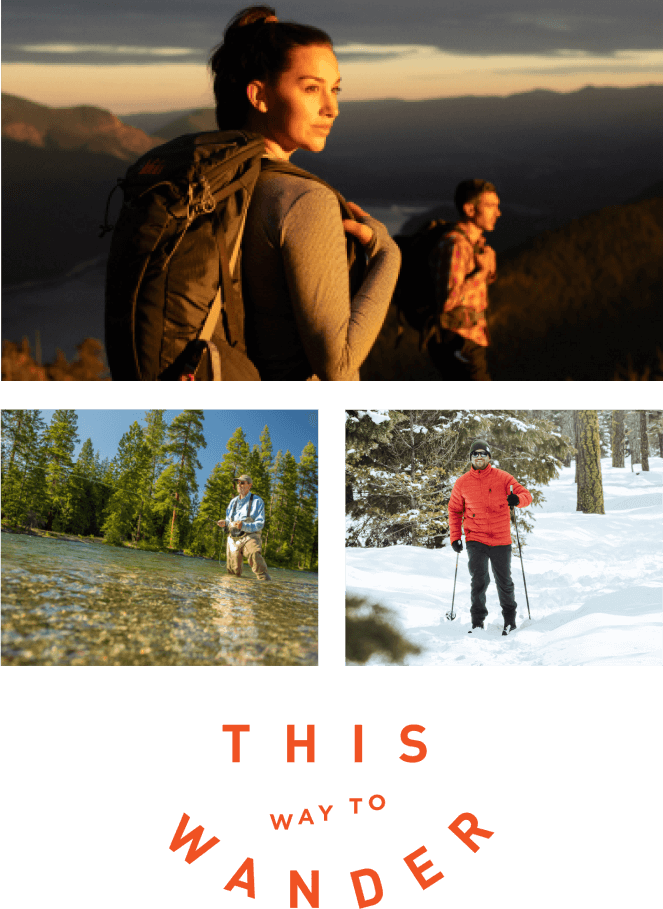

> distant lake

[{"left": 354, "top": 202, "right": 439, "bottom": 236}]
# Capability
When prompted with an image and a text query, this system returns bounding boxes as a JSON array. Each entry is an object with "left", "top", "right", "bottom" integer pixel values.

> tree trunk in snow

[{"left": 576, "top": 411, "right": 605, "bottom": 514}]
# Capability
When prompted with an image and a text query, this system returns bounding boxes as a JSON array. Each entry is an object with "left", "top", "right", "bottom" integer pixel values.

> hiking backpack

[
  {"left": 392, "top": 218, "right": 455, "bottom": 348},
  {"left": 102, "top": 130, "right": 364, "bottom": 381}
]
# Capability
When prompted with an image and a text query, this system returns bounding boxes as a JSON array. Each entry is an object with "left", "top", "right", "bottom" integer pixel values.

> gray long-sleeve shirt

[{"left": 242, "top": 171, "right": 401, "bottom": 381}]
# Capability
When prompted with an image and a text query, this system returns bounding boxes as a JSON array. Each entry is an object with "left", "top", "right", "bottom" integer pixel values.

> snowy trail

[{"left": 346, "top": 458, "right": 663, "bottom": 666}]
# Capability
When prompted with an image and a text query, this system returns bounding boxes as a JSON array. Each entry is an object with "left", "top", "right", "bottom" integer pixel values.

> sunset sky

[{"left": 3, "top": 0, "right": 662, "bottom": 113}]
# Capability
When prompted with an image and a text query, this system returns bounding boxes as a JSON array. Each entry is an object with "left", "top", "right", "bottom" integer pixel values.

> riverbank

[
  {"left": 1, "top": 524, "right": 317, "bottom": 571},
  {"left": 1, "top": 524, "right": 203, "bottom": 556}
]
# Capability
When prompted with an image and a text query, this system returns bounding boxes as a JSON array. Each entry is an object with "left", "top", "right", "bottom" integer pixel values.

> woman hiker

[{"left": 210, "top": 5, "right": 401, "bottom": 380}]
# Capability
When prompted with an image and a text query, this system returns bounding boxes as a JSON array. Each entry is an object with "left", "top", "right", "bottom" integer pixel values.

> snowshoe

[{"left": 502, "top": 623, "right": 516, "bottom": 636}]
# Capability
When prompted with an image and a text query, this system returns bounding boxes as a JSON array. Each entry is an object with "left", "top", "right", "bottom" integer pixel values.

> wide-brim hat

[{"left": 236, "top": 473, "right": 252, "bottom": 483}]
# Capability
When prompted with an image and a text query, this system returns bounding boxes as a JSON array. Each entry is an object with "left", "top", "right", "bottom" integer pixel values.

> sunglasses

[{"left": 471, "top": 451, "right": 489, "bottom": 458}]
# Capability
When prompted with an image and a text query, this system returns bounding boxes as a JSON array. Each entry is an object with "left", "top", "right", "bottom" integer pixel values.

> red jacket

[{"left": 448, "top": 464, "right": 532, "bottom": 546}]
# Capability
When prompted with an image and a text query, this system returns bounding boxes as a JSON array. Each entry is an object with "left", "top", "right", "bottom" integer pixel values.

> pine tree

[
  {"left": 269, "top": 450, "right": 299, "bottom": 565},
  {"left": 626, "top": 411, "right": 641, "bottom": 469},
  {"left": 292, "top": 442, "right": 318, "bottom": 568},
  {"left": 102, "top": 422, "right": 152, "bottom": 543},
  {"left": 43, "top": 409, "right": 80, "bottom": 530},
  {"left": 67, "top": 438, "right": 98, "bottom": 534},
  {"left": 640, "top": 411, "right": 650, "bottom": 472},
  {"left": 1, "top": 410, "right": 47, "bottom": 526},
  {"left": 611, "top": 411, "right": 626, "bottom": 467},
  {"left": 154, "top": 409, "right": 207, "bottom": 549},
  {"left": 135, "top": 409, "right": 168, "bottom": 542}
]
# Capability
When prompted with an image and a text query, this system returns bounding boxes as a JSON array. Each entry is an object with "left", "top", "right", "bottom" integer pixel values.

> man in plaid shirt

[{"left": 428, "top": 179, "right": 501, "bottom": 381}]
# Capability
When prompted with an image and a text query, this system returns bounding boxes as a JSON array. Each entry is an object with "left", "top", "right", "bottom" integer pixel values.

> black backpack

[
  {"left": 103, "top": 131, "right": 364, "bottom": 381},
  {"left": 392, "top": 219, "right": 458, "bottom": 348}
]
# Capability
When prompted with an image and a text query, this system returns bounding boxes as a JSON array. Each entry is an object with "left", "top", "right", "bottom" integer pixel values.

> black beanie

[{"left": 469, "top": 439, "right": 491, "bottom": 458}]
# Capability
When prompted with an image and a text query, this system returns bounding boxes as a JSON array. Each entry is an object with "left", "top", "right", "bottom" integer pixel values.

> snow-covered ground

[{"left": 346, "top": 457, "right": 663, "bottom": 666}]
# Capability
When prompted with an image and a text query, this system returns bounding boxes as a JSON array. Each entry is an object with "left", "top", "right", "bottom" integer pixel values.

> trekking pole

[
  {"left": 446, "top": 549, "right": 460, "bottom": 620},
  {"left": 510, "top": 485, "right": 531, "bottom": 620}
]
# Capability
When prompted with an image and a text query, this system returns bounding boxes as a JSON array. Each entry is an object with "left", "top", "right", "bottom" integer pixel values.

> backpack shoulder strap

[
  {"left": 194, "top": 141, "right": 262, "bottom": 380},
  {"left": 259, "top": 158, "right": 365, "bottom": 294},
  {"left": 445, "top": 223, "right": 481, "bottom": 251},
  {"left": 195, "top": 200, "right": 234, "bottom": 382},
  {"left": 260, "top": 158, "right": 353, "bottom": 218}
]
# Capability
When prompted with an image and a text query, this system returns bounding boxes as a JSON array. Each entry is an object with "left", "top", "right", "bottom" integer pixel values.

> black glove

[
  {"left": 451, "top": 539, "right": 463, "bottom": 553},
  {"left": 507, "top": 492, "right": 519, "bottom": 507}
]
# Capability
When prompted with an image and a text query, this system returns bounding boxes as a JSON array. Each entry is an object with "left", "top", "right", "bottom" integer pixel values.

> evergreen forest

[{"left": 1, "top": 410, "right": 318, "bottom": 570}]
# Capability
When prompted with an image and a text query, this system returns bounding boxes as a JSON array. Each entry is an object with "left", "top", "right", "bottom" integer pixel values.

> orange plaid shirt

[{"left": 429, "top": 228, "right": 495, "bottom": 347}]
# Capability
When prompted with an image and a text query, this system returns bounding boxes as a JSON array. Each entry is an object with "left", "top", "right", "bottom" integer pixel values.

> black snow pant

[{"left": 466, "top": 541, "right": 517, "bottom": 625}]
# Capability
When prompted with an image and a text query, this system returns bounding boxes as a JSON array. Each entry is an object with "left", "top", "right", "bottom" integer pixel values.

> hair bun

[{"left": 221, "top": 7, "right": 271, "bottom": 55}]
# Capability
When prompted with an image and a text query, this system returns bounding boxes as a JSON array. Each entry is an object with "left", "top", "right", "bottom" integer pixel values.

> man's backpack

[
  {"left": 393, "top": 219, "right": 483, "bottom": 350},
  {"left": 392, "top": 219, "right": 456, "bottom": 348},
  {"left": 103, "top": 131, "right": 364, "bottom": 381}
]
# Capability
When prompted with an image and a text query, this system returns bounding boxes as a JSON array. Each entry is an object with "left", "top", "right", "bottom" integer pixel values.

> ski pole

[
  {"left": 510, "top": 485, "right": 531, "bottom": 620},
  {"left": 446, "top": 548, "right": 460, "bottom": 620}
]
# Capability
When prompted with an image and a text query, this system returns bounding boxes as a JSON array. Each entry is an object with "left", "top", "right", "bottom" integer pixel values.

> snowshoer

[{"left": 448, "top": 440, "right": 532, "bottom": 634}]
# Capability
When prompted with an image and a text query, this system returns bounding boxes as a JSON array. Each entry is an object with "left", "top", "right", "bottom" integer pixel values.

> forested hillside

[
  {"left": 1, "top": 410, "right": 318, "bottom": 569},
  {"left": 487, "top": 197, "right": 663, "bottom": 380}
]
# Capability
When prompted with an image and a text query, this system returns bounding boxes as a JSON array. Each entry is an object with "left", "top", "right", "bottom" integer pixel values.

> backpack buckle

[{"left": 191, "top": 176, "right": 216, "bottom": 217}]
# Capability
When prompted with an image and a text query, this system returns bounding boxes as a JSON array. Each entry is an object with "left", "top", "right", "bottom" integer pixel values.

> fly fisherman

[
  {"left": 217, "top": 474, "right": 271, "bottom": 581},
  {"left": 448, "top": 440, "right": 531, "bottom": 634}
]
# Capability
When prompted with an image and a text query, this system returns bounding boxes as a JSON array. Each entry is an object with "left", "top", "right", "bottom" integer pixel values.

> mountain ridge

[{"left": 2, "top": 93, "right": 160, "bottom": 161}]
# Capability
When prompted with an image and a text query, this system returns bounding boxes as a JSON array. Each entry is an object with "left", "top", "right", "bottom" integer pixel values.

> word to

[{"left": 270, "top": 796, "right": 385, "bottom": 830}]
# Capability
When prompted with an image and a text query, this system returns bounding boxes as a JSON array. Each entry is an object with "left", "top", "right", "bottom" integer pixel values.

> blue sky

[
  {"left": 3, "top": 1, "right": 661, "bottom": 111},
  {"left": 41, "top": 409, "right": 318, "bottom": 491}
]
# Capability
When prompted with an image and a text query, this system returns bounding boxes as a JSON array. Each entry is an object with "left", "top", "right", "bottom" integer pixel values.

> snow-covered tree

[{"left": 346, "top": 410, "right": 573, "bottom": 548}]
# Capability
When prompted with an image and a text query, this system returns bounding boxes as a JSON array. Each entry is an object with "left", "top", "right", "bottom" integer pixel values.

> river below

[{"left": 1, "top": 534, "right": 318, "bottom": 666}]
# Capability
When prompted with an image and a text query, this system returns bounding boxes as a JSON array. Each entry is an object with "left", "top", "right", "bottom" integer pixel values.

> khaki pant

[{"left": 226, "top": 531, "right": 271, "bottom": 580}]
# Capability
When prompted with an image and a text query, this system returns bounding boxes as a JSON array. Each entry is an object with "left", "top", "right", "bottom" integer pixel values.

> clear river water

[{"left": 1, "top": 533, "right": 318, "bottom": 666}]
